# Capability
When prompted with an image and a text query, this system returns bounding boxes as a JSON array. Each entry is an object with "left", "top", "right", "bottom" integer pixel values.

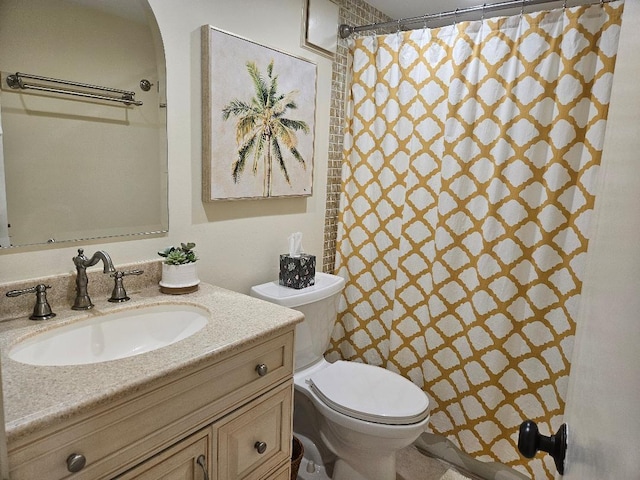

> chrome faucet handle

[
  {"left": 6, "top": 284, "right": 56, "bottom": 320},
  {"left": 108, "top": 269, "right": 144, "bottom": 303}
]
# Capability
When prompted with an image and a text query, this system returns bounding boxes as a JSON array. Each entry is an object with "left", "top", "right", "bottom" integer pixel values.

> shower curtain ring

[
  {"left": 481, "top": 3, "right": 486, "bottom": 22},
  {"left": 563, "top": 0, "right": 567, "bottom": 10},
  {"left": 453, "top": 8, "right": 459, "bottom": 26},
  {"left": 521, "top": 0, "right": 525, "bottom": 16}
]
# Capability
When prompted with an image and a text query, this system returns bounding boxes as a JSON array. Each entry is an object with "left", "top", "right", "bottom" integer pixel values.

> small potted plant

[{"left": 158, "top": 242, "right": 200, "bottom": 294}]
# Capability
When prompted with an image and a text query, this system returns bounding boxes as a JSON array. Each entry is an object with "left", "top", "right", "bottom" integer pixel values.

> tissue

[
  {"left": 280, "top": 232, "right": 316, "bottom": 289},
  {"left": 289, "top": 232, "right": 303, "bottom": 256}
]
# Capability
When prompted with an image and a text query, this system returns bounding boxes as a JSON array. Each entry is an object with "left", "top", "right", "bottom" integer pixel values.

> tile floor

[
  {"left": 295, "top": 442, "right": 485, "bottom": 480},
  {"left": 396, "top": 445, "right": 480, "bottom": 480}
]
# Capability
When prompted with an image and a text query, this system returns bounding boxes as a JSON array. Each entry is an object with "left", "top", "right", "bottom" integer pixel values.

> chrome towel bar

[{"left": 4, "top": 71, "right": 143, "bottom": 106}]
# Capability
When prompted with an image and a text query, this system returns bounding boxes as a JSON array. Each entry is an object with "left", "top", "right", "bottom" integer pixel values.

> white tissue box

[{"left": 279, "top": 254, "right": 316, "bottom": 289}]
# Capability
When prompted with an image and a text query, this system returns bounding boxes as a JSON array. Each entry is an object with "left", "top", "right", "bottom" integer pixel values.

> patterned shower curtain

[{"left": 328, "top": 3, "right": 623, "bottom": 478}]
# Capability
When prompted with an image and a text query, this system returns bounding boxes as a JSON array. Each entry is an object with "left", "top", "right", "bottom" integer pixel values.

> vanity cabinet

[{"left": 7, "top": 329, "right": 295, "bottom": 480}]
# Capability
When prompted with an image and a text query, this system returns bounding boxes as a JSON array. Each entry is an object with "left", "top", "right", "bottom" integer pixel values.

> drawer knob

[
  {"left": 255, "top": 363, "right": 268, "bottom": 377},
  {"left": 254, "top": 441, "right": 268, "bottom": 454},
  {"left": 66, "top": 453, "right": 86, "bottom": 472}
]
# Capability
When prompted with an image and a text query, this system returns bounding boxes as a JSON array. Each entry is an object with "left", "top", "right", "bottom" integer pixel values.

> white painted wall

[
  {"left": 0, "top": 0, "right": 333, "bottom": 295},
  {"left": 561, "top": 0, "right": 640, "bottom": 478}
]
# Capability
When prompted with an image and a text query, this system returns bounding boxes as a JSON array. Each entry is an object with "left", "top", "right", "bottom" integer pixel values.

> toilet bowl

[{"left": 251, "top": 272, "right": 430, "bottom": 480}]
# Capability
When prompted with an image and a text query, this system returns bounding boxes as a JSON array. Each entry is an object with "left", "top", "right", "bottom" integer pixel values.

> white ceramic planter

[{"left": 159, "top": 263, "right": 200, "bottom": 289}]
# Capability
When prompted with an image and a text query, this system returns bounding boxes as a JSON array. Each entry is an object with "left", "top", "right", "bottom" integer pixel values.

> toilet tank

[{"left": 250, "top": 272, "right": 345, "bottom": 371}]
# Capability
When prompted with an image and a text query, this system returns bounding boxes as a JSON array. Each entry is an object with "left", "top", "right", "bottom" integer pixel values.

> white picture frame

[{"left": 202, "top": 26, "right": 317, "bottom": 201}]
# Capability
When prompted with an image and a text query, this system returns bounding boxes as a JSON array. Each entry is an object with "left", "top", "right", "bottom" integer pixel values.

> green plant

[{"left": 158, "top": 242, "right": 198, "bottom": 265}]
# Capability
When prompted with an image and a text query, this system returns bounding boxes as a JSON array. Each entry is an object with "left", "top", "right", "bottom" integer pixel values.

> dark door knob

[{"left": 518, "top": 420, "right": 567, "bottom": 475}]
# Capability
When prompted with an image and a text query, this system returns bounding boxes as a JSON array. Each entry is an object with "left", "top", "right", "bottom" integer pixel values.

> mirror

[{"left": 0, "top": 0, "right": 168, "bottom": 248}]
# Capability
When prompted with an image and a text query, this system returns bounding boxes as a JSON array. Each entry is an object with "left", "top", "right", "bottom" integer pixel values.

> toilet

[{"left": 250, "top": 272, "right": 430, "bottom": 480}]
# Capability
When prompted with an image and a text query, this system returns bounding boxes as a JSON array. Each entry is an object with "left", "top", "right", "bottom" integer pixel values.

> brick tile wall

[{"left": 322, "top": 0, "right": 390, "bottom": 273}]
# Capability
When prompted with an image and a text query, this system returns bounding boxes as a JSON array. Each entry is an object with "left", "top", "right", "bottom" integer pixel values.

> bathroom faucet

[{"left": 72, "top": 248, "right": 115, "bottom": 310}]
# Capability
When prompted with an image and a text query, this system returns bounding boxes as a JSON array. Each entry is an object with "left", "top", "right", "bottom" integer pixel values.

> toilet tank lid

[{"left": 250, "top": 272, "right": 345, "bottom": 308}]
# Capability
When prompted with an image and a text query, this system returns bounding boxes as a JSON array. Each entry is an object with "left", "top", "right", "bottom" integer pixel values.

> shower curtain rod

[{"left": 338, "top": 0, "right": 612, "bottom": 38}]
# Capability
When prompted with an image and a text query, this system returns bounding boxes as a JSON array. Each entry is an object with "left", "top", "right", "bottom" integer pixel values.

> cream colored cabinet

[
  {"left": 116, "top": 428, "right": 211, "bottom": 480},
  {"left": 117, "top": 383, "right": 293, "bottom": 480},
  {"left": 214, "top": 384, "right": 292, "bottom": 480},
  {"left": 269, "top": 465, "right": 291, "bottom": 480},
  {"left": 7, "top": 329, "right": 295, "bottom": 480}
]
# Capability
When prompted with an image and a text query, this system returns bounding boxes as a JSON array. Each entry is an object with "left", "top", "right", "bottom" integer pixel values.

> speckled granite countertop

[{"left": 0, "top": 282, "right": 303, "bottom": 444}]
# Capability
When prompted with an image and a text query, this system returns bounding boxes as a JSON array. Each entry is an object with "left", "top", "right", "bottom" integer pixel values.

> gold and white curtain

[{"left": 328, "top": 3, "right": 623, "bottom": 478}]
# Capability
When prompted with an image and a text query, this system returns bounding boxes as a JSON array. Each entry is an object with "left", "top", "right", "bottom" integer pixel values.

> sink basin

[{"left": 9, "top": 304, "right": 209, "bottom": 366}]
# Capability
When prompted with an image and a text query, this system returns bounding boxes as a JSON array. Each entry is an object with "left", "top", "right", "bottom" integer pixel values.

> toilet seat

[{"left": 308, "top": 361, "right": 430, "bottom": 425}]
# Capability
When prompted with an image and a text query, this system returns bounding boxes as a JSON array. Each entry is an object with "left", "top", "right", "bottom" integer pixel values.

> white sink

[{"left": 9, "top": 304, "right": 209, "bottom": 366}]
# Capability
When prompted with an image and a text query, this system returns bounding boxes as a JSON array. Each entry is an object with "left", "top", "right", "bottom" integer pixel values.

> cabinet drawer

[
  {"left": 214, "top": 381, "right": 293, "bottom": 480},
  {"left": 9, "top": 330, "right": 294, "bottom": 480},
  {"left": 266, "top": 463, "right": 291, "bottom": 480}
]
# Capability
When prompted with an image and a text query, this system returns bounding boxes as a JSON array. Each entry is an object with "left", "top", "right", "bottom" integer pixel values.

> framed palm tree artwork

[{"left": 202, "top": 26, "right": 317, "bottom": 201}]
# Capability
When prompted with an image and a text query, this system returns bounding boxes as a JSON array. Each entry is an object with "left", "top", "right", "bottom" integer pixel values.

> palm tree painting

[
  {"left": 202, "top": 27, "right": 316, "bottom": 201},
  {"left": 222, "top": 61, "right": 309, "bottom": 197}
]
